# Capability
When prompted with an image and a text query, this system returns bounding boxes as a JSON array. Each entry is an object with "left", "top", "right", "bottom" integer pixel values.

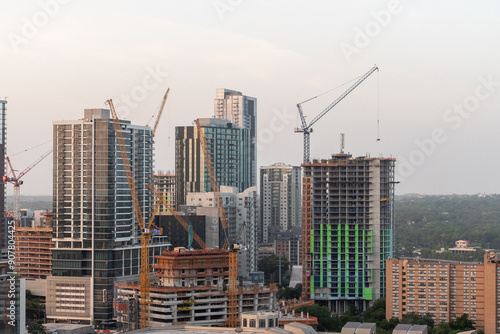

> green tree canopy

[{"left": 257, "top": 255, "right": 289, "bottom": 285}]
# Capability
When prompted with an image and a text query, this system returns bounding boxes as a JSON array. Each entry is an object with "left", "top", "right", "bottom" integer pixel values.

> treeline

[
  {"left": 295, "top": 299, "right": 479, "bottom": 334},
  {"left": 395, "top": 194, "right": 500, "bottom": 256}
]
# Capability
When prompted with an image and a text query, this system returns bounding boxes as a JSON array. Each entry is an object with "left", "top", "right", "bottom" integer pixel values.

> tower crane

[
  {"left": 194, "top": 118, "right": 238, "bottom": 327},
  {"left": 106, "top": 99, "right": 162, "bottom": 329},
  {"left": 3, "top": 149, "right": 52, "bottom": 224},
  {"left": 146, "top": 183, "right": 207, "bottom": 249},
  {"left": 194, "top": 119, "right": 230, "bottom": 249},
  {"left": 295, "top": 65, "right": 379, "bottom": 163},
  {"left": 147, "top": 88, "right": 170, "bottom": 135}
]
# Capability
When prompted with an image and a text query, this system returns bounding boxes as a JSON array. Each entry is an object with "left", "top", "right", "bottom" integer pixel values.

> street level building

[{"left": 302, "top": 154, "right": 396, "bottom": 313}]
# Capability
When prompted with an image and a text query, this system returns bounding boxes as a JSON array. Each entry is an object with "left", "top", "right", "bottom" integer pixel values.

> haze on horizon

[{"left": 1, "top": 0, "right": 499, "bottom": 196}]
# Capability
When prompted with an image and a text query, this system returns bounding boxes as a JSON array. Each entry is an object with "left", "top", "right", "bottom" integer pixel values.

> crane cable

[
  {"left": 9, "top": 139, "right": 52, "bottom": 157},
  {"left": 296, "top": 74, "right": 365, "bottom": 130},
  {"left": 377, "top": 69, "right": 381, "bottom": 141}
]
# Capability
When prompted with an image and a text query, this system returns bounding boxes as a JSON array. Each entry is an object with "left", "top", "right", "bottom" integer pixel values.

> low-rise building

[{"left": 448, "top": 240, "right": 476, "bottom": 254}]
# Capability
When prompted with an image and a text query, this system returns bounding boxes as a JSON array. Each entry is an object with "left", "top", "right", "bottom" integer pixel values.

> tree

[
  {"left": 449, "top": 314, "right": 474, "bottom": 331},
  {"left": 401, "top": 312, "right": 434, "bottom": 328},
  {"left": 362, "top": 298, "right": 387, "bottom": 323},
  {"left": 27, "top": 323, "right": 46, "bottom": 334},
  {"left": 278, "top": 284, "right": 302, "bottom": 300},
  {"left": 26, "top": 290, "right": 45, "bottom": 324},
  {"left": 295, "top": 304, "right": 341, "bottom": 332},
  {"left": 257, "top": 255, "right": 289, "bottom": 285}
]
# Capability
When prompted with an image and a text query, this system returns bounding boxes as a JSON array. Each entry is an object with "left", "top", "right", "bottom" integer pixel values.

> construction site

[
  {"left": 114, "top": 248, "right": 278, "bottom": 330},
  {"left": 301, "top": 153, "right": 396, "bottom": 312}
]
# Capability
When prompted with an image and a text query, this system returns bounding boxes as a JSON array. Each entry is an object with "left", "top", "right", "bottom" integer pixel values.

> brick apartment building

[{"left": 386, "top": 252, "right": 500, "bottom": 333}]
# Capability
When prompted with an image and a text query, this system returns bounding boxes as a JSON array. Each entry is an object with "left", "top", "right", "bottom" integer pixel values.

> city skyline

[{"left": 1, "top": 1, "right": 499, "bottom": 196}]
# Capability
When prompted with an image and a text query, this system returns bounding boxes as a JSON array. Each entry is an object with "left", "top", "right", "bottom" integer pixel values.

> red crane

[{"left": 3, "top": 149, "right": 52, "bottom": 224}]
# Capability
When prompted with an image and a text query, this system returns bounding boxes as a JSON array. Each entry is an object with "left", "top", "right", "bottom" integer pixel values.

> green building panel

[{"left": 363, "top": 288, "right": 373, "bottom": 300}]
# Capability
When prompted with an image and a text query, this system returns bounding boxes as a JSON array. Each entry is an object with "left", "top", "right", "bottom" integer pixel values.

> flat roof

[{"left": 43, "top": 324, "right": 93, "bottom": 330}]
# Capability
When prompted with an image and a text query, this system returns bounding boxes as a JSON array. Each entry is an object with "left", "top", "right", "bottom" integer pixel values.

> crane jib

[{"left": 296, "top": 65, "right": 379, "bottom": 163}]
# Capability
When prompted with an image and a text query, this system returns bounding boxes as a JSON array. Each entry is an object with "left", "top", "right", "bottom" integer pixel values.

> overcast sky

[{"left": 1, "top": 1, "right": 499, "bottom": 196}]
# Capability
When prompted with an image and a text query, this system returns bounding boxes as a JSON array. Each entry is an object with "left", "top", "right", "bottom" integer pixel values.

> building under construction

[
  {"left": 114, "top": 248, "right": 278, "bottom": 330},
  {"left": 153, "top": 171, "right": 176, "bottom": 211},
  {"left": 302, "top": 154, "right": 395, "bottom": 313},
  {"left": 15, "top": 226, "right": 54, "bottom": 279}
]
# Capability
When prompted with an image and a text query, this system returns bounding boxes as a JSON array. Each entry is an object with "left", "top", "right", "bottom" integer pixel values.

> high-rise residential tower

[
  {"left": 214, "top": 89, "right": 257, "bottom": 187},
  {"left": 49, "top": 109, "right": 168, "bottom": 327},
  {"left": 302, "top": 153, "right": 395, "bottom": 313},
  {"left": 175, "top": 118, "right": 252, "bottom": 207},
  {"left": 260, "top": 163, "right": 301, "bottom": 243}
]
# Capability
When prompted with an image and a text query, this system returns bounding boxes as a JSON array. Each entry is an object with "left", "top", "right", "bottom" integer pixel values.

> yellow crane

[
  {"left": 194, "top": 119, "right": 230, "bottom": 248},
  {"left": 106, "top": 99, "right": 162, "bottom": 329},
  {"left": 146, "top": 183, "right": 207, "bottom": 249},
  {"left": 147, "top": 88, "right": 170, "bottom": 135},
  {"left": 194, "top": 118, "right": 238, "bottom": 327}
]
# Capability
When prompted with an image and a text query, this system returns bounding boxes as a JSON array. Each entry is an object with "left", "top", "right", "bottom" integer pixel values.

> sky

[{"left": 1, "top": 0, "right": 499, "bottom": 196}]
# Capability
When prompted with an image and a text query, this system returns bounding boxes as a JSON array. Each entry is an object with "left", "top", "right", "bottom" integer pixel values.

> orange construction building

[
  {"left": 15, "top": 226, "right": 54, "bottom": 279},
  {"left": 115, "top": 248, "right": 278, "bottom": 330},
  {"left": 386, "top": 252, "right": 500, "bottom": 333},
  {"left": 153, "top": 248, "right": 229, "bottom": 288}
]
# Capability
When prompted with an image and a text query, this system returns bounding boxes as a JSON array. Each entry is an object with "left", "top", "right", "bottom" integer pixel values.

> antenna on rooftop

[{"left": 340, "top": 133, "right": 345, "bottom": 154}]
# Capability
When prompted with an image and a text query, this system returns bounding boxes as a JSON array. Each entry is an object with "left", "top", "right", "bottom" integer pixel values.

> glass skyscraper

[
  {"left": 175, "top": 118, "right": 252, "bottom": 207},
  {"left": 214, "top": 89, "right": 257, "bottom": 187},
  {"left": 48, "top": 109, "right": 167, "bottom": 327}
]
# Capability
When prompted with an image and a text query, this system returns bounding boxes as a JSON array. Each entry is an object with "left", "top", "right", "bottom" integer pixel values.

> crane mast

[
  {"left": 146, "top": 183, "right": 207, "bottom": 249},
  {"left": 295, "top": 65, "right": 379, "bottom": 163},
  {"left": 4, "top": 149, "right": 52, "bottom": 225},
  {"left": 106, "top": 99, "right": 162, "bottom": 329},
  {"left": 194, "top": 119, "right": 230, "bottom": 248},
  {"left": 194, "top": 118, "right": 238, "bottom": 327}
]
